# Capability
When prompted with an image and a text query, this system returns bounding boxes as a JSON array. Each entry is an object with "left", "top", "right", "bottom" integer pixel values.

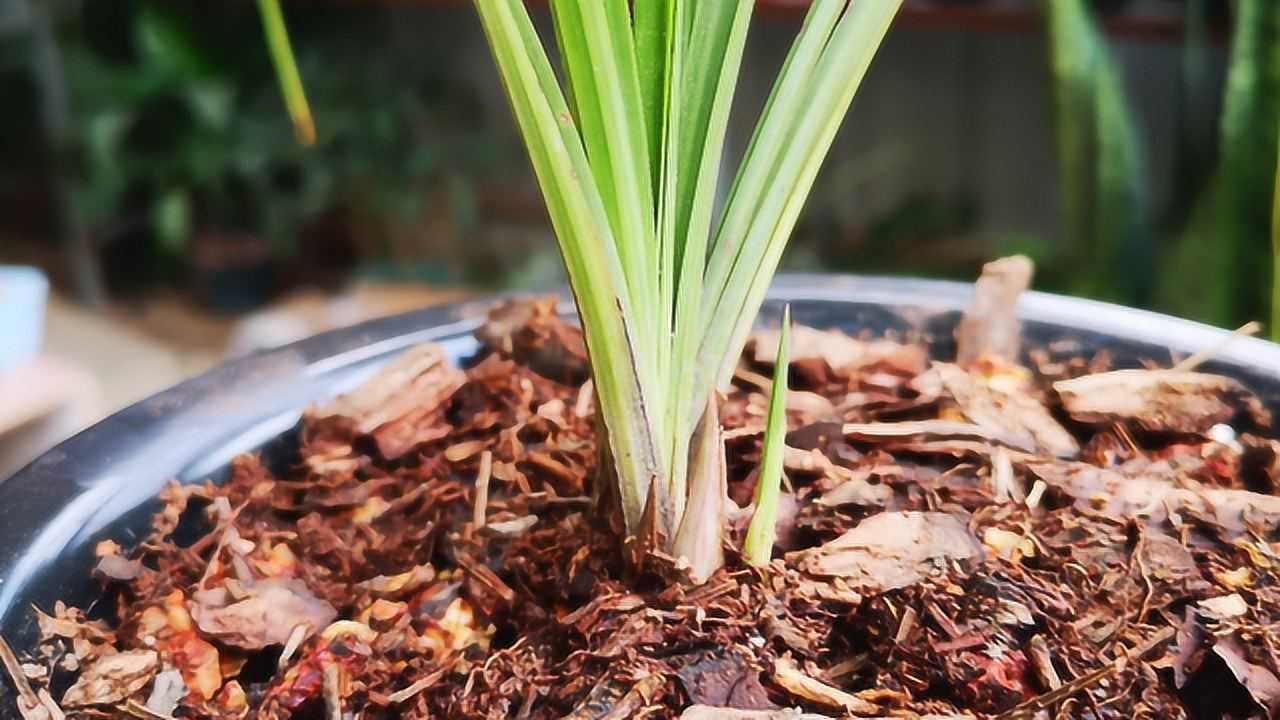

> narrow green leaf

[
  {"left": 1159, "top": 0, "right": 1280, "bottom": 325},
  {"left": 551, "top": 0, "right": 661, "bottom": 409},
  {"left": 256, "top": 0, "right": 314, "bottom": 145},
  {"left": 474, "top": 0, "right": 661, "bottom": 533},
  {"left": 666, "top": 0, "right": 753, "bottom": 518},
  {"left": 658, "top": 0, "right": 691, "bottom": 522},
  {"left": 744, "top": 305, "right": 790, "bottom": 567},
  {"left": 634, "top": 0, "right": 675, "bottom": 197},
  {"left": 1045, "top": 0, "right": 1149, "bottom": 305},
  {"left": 700, "top": 0, "right": 902, "bottom": 396},
  {"left": 700, "top": 0, "right": 845, "bottom": 320},
  {"left": 1272, "top": 120, "right": 1280, "bottom": 341},
  {"left": 671, "top": 0, "right": 754, "bottom": 272}
]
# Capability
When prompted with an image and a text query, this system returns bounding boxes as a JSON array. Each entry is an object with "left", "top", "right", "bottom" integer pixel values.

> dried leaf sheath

[{"left": 672, "top": 393, "right": 728, "bottom": 583}]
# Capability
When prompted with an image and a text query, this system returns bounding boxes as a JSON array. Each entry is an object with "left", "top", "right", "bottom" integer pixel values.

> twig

[
  {"left": 0, "top": 634, "right": 63, "bottom": 720},
  {"left": 473, "top": 450, "right": 493, "bottom": 530},
  {"left": 456, "top": 554, "right": 516, "bottom": 604},
  {"left": 121, "top": 700, "right": 174, "bottom": 720},
  {"left": 322, "top": 661, "right": 342, "bottom": 720},
  {"left": 1172, "top": 321, "right": 1262, "bottom": 372},
  {"left": 992, "top": 626, "right": 1174, "bottom": 720},
  {"left": 894, "top": 605, "right": 918, "bottom": 645},
  {"left": 733, "top": 367, "right": 774, "bottom": 393},
  {"left": 278, "top": 624, "right": 309, "bottom": 673},
  {"left": 387, "top": 667, "right": 448, "bottom": 704}
]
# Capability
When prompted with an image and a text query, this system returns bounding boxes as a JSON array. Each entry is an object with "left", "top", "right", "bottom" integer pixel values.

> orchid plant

[{"left": 259, "top": 0, "right": 902, "bottom": 579}]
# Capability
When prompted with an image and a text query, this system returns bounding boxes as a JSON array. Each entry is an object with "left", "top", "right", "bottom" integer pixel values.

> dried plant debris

[
  {"left": 799, "top": 512, "right": 983, "bottom": 593},
  {"left": 5, "top": 282, "right": 1280, "bottom": 719},
  {"left": 1055, "top": 369, "right": 1271, "bottom": 434},
  {"left": 955, "top": 254, "right": 1034, "bottom": 367}
]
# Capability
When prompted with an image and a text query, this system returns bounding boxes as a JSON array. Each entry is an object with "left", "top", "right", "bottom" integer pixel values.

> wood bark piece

[
  {"left": 955, "top": 255, "right": 1034, "bottom": 367},
  {"left": 477, "top": 296, "right": 589, "bottom": 384},
  {"left": 771, "top": 655, "right": 880, "bottom": 715},
  {"left": 801, "top": 512, "right": 983, "bottom": 593},
  {"left": 1026, "top": 460, "right": 1280, "bottom": 535},
  {"left": 61, "top": 650, "right": 157, "bottom": 708},
  {"left": 316, "top": 343, "right": 463, "bottom": 434},
  {"left": 1054, "top": 369, "right": 1270, "bottom": 433},
  {"left": 680, "top": 707, "right": 832, "bottom": 720},
  {"left": 934, "top": 363, "right": 1079, "bottom": 458},
  {"left": 675, "top": 649, "right": 774, "bottom": 710},
  {"left": 752, "top": 327, "right": 926, "bottom": 378},
  {"left": 189, "top": 579, "right": 336, "bottom": 650}
]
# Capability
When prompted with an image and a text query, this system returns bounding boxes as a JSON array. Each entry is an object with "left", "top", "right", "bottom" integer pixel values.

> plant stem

[{"left": 257, "top": 0, "right": 315, "bottom": 145}]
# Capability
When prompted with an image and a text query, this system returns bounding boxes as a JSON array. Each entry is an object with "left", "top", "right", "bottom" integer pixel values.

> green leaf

[
  {"left": 152, "top": 187, "right": 191, "bottom": 253},
  {"left": 699, "top": 0, "right": 902, "bottom": 398},
  {"left": 633, "top": 0, "right": 675, "bottom": 197},
  {"left": 1272, "top": 121, "right": 1280, "bottom": 341},
  {"left": 137, "top": 4, "right": 214, "bottom": 79},
  {"left": 474, "top": 0, "right": 662, "bottom": 534},
  {"left": 257, "top": 0, "right": 315, "bottom": 145},
  {"left": 1045, "top": 0, "right": 1149, "bottom": 305},
  {"left": 665, "top": 0, "right": 753, "bottom": 513},
  {"left": 1160, "top": 0, "right": 1280, "bottom": 325},
  {"left": 744, "top": 305, "right": 790, "bottom": 567},
  {"left": 550, "top": 0, "right": 659, "bottom": 385}
]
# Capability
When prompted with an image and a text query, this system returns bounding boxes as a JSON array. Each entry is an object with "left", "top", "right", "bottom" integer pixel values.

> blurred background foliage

[
  {"left": 1, "top": 0, "right": 1278, "bottom": 329},
  {"left": 3, "top": 0, "right": 507, "bottom": 309}
]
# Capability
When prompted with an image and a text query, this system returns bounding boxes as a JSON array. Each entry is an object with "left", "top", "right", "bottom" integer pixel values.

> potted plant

[{"left": 3, "top": 1, "right": 1280, "bottom": 717}]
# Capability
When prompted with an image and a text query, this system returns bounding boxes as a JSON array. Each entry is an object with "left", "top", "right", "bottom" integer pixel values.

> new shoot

[{"left": 744, "top": 306, "right": 791, "bottom": 567}]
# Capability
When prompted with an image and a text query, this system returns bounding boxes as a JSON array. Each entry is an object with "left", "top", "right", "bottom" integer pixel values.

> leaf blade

[
  {"left": 474, "top": 0, "right": 661, "bottom": 532},
  {"left": 744, "top": 305, "right": 790, "bottom": 567},
  {"left": 700, "top": 0, "right": 902, "bottom": 395},
  {"left": 256, "top": 0, "right": 314, "bottom": 145}
]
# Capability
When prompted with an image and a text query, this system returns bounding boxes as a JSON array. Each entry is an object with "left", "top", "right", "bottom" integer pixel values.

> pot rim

[{"left": 1, "top": 272, "right": 1276, "bottom": 624}]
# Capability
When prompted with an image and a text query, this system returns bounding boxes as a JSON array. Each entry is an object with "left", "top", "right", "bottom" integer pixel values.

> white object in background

[{"left": 0, "top": 266, "right": 49, "bottom": 372}]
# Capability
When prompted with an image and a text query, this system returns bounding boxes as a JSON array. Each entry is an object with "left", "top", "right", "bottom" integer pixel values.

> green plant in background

[
  {"left": 256, "top": 0, "right": 313, "bottom": 146},
  {"left": 1046, "top": 0, "right": 1150, "bottom": 306},
  {"left": 1046, "top": 0, "right": 1280, "bottom": 329},
  {"left": 1273, "top": 117, "right": 1280, "bottom": 339},
  {"left": 62, "top": 1, "right": 493, "bottom": 299},
  {"left": 1159, "top": 0, "right": 1280, "bottom": 327}
]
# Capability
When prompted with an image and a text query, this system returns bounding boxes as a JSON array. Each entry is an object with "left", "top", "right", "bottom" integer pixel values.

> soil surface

[{"left": 4, "top": 266, "right": 1280, "bottom": 720}]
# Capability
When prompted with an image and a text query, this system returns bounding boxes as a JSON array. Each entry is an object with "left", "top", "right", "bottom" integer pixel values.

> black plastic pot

[{"left": 3, "top": 274, "right": 1280, "bottom": 685}]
